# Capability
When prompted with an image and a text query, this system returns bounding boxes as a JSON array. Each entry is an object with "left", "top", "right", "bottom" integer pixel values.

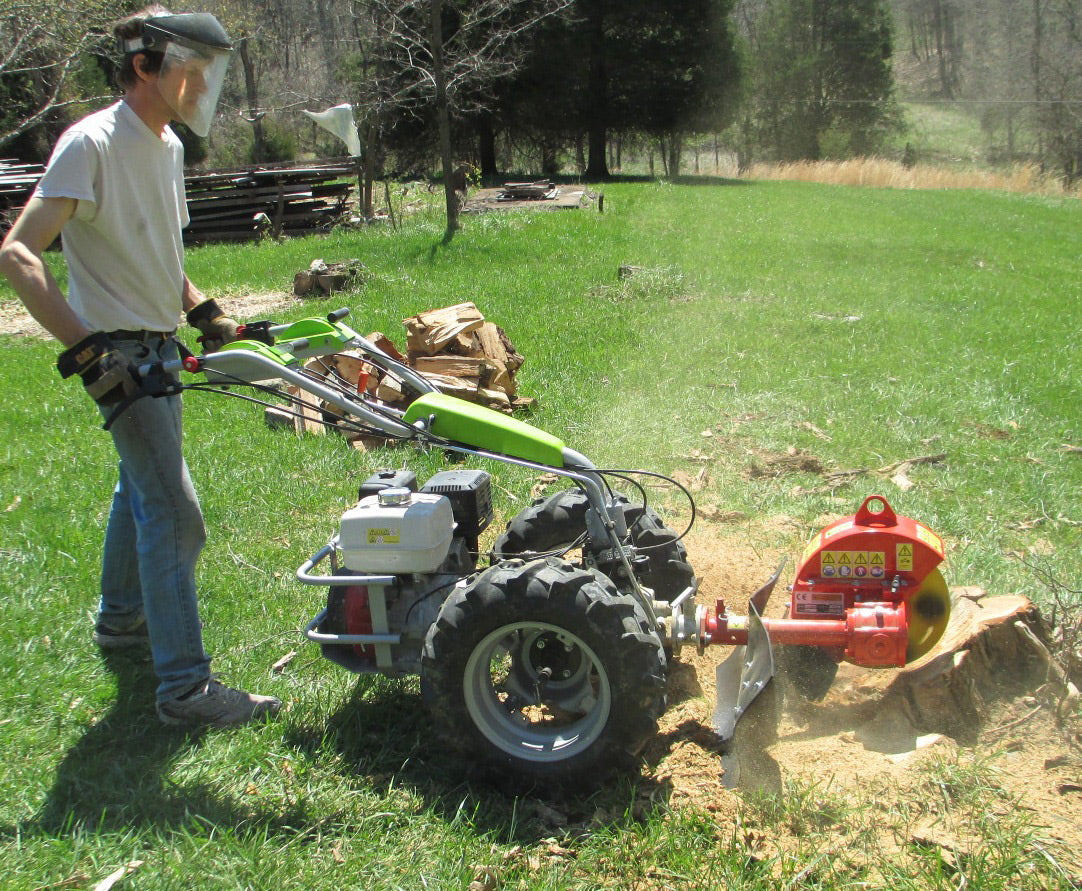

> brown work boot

[{"left": 156, "top": 679, "right": 281, "bottom": 728}]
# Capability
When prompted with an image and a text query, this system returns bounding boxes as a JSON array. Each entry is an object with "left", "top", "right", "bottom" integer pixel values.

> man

[{"left": 0, "top": 8, "right": 280, "bottom": 728}]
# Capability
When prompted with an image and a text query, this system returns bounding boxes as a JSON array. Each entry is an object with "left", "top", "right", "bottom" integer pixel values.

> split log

[
  {"left": 471, "top": 321, "right": 524, "bottom": 373},
  {"left": 284, "top": 385, "right": 326, "bottom": 435},
  {"left": 374, "top": 374, "right": 405, "bottom": 405},
  {"left": 403, "top": 301, "right": 485, "bottom": 356}
]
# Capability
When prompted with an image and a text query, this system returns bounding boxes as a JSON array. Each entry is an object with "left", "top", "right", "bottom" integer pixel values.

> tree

[
  {"left": 494, "top": 0, "right": 744, "bottom": 178},
  {"left": 605, "top": 0, "right": 743, "bottom": 174},
  {"left": 361, "top": 0, "right": 571, "bottom": 239},
  {"left": 0, "top": 0, "right": 116, "bottom": 154},
  {"left": 750, "top": 0, "right": 901, "bottom": 160}
]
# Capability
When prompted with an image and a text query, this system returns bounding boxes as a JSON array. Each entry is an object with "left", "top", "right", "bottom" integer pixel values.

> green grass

[
  {"left": 896, "top": 101, "right": 993, "bottom": 167},
  {"left": 0, "top": 180, "right": 1079, "bottom": 888}
]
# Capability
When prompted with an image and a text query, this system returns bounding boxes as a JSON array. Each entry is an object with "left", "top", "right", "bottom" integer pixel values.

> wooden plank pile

[
  {"left": 0, "top": 160, "right": 46, "bottom": 235},
  {"left": 0, "top": 159, "right": 354, "bottom": 244},
  {"left": 498, "top": 180, "right": 558, "bottom": 200},
  {"left": 184, "top": 163, "right": 354, "bottom": 244},
  {"left": 266, "top": 302, "right": 532, "bottom": 447}
]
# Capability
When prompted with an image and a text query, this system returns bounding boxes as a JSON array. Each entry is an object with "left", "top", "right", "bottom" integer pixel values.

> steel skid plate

[{"left": 713, "top": 601, "right": 775, "bottom": 743}]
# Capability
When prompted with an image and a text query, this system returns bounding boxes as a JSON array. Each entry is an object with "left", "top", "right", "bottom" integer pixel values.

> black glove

[
  {"left": 186, "top": 298, "right": 239, "bottom": 353},
  {"left": 56, "top": 332, "right": 140, "bottom": 406}
]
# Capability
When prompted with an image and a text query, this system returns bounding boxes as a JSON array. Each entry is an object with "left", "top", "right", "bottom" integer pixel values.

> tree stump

[{"left": 780, "top": 593, "right": 1062, "bottom": 748}]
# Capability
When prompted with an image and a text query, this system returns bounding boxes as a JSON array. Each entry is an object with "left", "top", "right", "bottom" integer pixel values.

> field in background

[
  {"left": 0, "top": 179, "right": 1078, "bottom": 889},
  {"left": 743, "top": 157, "right": 1082, "bottom": 197}
]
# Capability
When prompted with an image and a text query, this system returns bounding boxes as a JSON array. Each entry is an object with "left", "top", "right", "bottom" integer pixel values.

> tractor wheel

[
  {"left": 493, "top": 488, "right": 695, "bottom": 601},
  {"left": 420, "top": 557, "right": 667, "bottom": 790}
]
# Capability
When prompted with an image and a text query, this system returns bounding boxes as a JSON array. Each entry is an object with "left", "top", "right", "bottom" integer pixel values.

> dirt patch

[
  {"left": 0, "top": 291, "right": 300, "bottom": 339},
  {"left": 640, "top": 520, "right": 1082, "bottom": 879}
]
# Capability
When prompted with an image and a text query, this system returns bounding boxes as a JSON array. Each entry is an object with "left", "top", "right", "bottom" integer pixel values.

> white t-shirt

[{"left": 34, "top": 100, "right": 189, "bottom": 333}]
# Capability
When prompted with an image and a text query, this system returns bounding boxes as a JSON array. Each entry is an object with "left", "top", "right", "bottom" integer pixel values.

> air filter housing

[{"left": 420, "top": 469, "right": 492, "bottom": 549}]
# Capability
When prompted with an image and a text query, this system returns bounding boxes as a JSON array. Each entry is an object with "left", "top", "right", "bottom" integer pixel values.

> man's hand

[
  {"left": 56, "top": 332, "right": 140, "bottom": 406},
  {"left": 186, "top": 298, "right": 239, "bottom": 353}
]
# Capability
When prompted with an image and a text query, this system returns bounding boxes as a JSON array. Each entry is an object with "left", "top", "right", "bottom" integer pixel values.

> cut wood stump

[{"left": 777, "top": 592, "right": 1064, "bottom": 748}]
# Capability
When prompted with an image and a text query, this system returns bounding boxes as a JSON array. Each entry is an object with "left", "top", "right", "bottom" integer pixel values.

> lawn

[{"left": 0, "top": 178, "right": 1078, "bottom": 889}]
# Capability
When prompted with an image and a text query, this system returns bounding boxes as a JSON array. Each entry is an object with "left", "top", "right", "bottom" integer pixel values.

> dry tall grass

[{"left": 741, "top": 158, "right": 1082, "bottom": 198}]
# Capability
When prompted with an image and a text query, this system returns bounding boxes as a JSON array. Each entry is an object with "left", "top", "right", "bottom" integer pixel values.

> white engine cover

[{"left": 338, "top": 490, "right": 453, "bottom": 573}]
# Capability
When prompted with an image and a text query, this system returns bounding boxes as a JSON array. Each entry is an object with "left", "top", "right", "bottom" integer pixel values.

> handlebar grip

[
  {"left": 137, "top": 357, "right": 188, "bottom": 378},
  {"left": 327, "top": 308, "right": 350, "bottom": 323}
]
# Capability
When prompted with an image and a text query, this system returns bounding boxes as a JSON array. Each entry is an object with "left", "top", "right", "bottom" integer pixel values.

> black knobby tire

[
  {"left": 420, "top": 557, "right": 667, "bottom": 789},
  {"left": 492, "top": 489, "right": 695, "bottom": 601}
]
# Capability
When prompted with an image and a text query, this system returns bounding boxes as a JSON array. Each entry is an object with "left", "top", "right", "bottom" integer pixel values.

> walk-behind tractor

[{"left": 133, "top": 308, "right": 952, "bottom": 788}]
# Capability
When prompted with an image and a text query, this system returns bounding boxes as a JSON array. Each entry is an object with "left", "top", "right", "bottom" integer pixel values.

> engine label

[{"left": 367, "top": 527, "right": 400, "bottom": 545}]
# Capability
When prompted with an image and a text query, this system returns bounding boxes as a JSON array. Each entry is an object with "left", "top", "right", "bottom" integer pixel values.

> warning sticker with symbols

[
  {"left": 896, "top": 542, "right": 914, "bottom": 571},
  {"left": 819, "top": 551, "right": 886, "bottom": 580},
  {"left": 916, "top": 523, "right": 944, "bottom": 556}
]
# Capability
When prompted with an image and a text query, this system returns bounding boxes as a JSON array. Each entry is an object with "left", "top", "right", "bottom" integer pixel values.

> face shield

[
  {"left": 123, "top": 13, "right": 233, "bottom": 138},
  {"left": 157, "top": 41, "right": 231, "bottom": 137}
]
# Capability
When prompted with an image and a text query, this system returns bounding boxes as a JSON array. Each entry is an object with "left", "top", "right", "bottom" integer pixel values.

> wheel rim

[{"left": 462, "top": 621, "right": 612, "bottom": 763}]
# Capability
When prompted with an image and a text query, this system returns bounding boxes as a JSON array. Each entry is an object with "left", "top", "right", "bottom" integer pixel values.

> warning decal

[
  {"left": 820, "top": 551, "right": 837, "bottom": 576},
  {"left": 897, "top": 542, "right": 914, "bottom": 571},
  {"left": 916, "top": 524, "right": 944, "bottom": 556},
  {"left": 870, "top": 551, "right": 886, "bottom": 578},
  {"left": 819, "top": 551, "right": 886, "bottom": 579}
]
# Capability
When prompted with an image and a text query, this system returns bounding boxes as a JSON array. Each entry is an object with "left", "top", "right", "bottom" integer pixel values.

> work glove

[
  {"left": 186, "top": 298, "right": 239, "bottom": 353},
  {"left": 56, "top": 332, "right": 140, "bottom": 406}
]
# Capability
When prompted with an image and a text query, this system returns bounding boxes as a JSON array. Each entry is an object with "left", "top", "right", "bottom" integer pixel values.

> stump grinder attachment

[{"left": 704, "top": 495, "right": 951, "bottom": 741}]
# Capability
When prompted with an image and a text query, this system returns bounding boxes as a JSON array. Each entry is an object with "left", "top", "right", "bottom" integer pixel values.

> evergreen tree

[{"left": 752, "top": 0, "right": 901, "bottom": 160}]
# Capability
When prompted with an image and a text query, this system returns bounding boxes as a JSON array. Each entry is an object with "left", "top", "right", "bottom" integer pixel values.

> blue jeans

[{"left": 97, "top": 335, "right": 210, "bottom": 704}]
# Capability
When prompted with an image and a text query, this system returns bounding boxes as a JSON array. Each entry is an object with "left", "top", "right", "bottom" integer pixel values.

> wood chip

[
  {"left": 92, "top": 861, "right": 144, "bottom": 891},
  {"left": 271, "top": 650, "right": 297, "bottom": 673}
]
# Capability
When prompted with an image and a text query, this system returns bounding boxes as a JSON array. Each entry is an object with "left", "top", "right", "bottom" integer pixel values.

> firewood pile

[
  {"left": 293, "top": 259, "right": 367, "bottom": 296},
  {"left": 266, "top": 302, "right": 532, "bottom": 447}
]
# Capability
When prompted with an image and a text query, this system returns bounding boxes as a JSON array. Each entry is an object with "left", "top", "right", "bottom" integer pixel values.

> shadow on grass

[
  {"left": 2, "top": 648, "right": 311, "bottom": 840},
  {"left": 285, "top": 675, "right": 678, "bottom": 843}
]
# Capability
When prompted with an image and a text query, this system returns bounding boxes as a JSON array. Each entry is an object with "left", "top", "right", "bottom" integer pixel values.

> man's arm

[
  {"left": 181, "top": 275, "right": 207, "bottom": 314},
  {"left": 0, "top": 196, "right": 88, "bottom": 347}
]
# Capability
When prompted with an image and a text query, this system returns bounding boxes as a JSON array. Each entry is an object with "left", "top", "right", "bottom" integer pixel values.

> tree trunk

[
  {"left": 477, "top": 115, "right": 498, "bottom": 184},
  {"left": 238, "top": 38, "right": 267, "bottom": 164},
  {"left": 584, "top": 0, "right": 610, "bottom": 179},
  {"left": 430, "top": 0, "right": 459, "bottom": 240}
]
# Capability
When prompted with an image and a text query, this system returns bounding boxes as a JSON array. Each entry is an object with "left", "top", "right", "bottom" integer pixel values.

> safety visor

[{"left": 157, "top": 41, "right": 231, "bottom": 138}]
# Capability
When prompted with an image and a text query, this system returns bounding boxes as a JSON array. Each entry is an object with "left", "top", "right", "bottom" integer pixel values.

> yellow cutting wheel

[{"left": 906, "top": 568, "right": 951, "bottom": 661}]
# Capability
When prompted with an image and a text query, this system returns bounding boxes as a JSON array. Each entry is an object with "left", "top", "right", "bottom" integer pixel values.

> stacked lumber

[
  {"left": 264, "top": 303, "right": 531, "bottom": 446},
  {"left": 0, "top": 160, "right": 46, "bottom": 235},
  {"left": 0, "top": 159, "right": 353, "bottom": 244},
  {"left": 185, "top": 163, "right": 354, "bottom": 244}
]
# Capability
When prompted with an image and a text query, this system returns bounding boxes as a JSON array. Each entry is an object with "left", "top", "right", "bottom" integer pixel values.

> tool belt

[{"left": 106, "top": 328, "right": 177, "bottom": 342}]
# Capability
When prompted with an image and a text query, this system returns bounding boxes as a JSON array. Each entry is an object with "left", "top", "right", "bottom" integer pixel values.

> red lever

[{"left": 183, "top": 356, "right": 202, "bottom": 373}]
